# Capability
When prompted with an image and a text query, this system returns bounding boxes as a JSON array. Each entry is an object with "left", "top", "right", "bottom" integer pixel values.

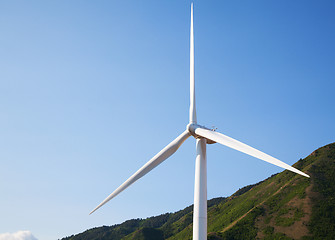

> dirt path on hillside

[{"left": 220, "top": 179, "right": 294, "bottom": 234}]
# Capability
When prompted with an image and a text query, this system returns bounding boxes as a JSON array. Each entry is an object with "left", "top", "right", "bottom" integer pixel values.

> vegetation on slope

[
  {"left": 61, "top": 142, "right": 335, "bottom": 240},
  {"left": 308, "top": 143, "right": 335, "bottom": 239}
]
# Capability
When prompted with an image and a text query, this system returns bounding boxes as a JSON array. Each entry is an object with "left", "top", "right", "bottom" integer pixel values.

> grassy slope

[
  {"left": 170, "top": 143, "right": 335, "bottom": 240},
  {"left": 61, "top": 143, "right": 335, "bottom": 240}
]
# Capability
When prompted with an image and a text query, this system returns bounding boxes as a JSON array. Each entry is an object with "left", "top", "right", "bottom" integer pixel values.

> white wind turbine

[{"left": 90, "top": 3, "right": 309, "bottom": 240}]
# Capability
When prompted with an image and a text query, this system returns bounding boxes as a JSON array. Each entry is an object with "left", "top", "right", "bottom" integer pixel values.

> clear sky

[{"left": 1, "top": 1, "right": 334, "bottom": 239}]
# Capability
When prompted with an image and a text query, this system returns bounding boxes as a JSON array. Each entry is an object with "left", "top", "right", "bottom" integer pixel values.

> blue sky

[{"left": 1, "top": 1, "right": 335, "bottom": 239}]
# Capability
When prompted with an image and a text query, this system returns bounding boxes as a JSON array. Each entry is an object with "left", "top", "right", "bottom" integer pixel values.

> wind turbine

[{"left": 90, "top": 3, "right": 309, "bottom": 240}]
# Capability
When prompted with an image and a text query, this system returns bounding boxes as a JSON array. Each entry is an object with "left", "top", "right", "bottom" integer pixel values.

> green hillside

[{"left": 61, "top": 142, "right": 335, "bottom": 240}]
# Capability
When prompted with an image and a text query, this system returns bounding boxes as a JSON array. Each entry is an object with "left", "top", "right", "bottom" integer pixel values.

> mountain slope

[{"left": 61, "top": 142, "right": 335, "bottom": 240}]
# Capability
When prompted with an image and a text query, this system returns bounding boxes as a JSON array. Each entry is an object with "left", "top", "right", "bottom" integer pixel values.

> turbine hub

[
  {"left": 187, "top": 123, "right": 216, "bottom": 144},
  {"left": 187, "top": 123, "right": 198, "bottom": 137}
]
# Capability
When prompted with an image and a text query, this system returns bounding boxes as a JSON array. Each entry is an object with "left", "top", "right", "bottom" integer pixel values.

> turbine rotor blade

[
  {"left": 189, "top": 3, "right": 197, "bottom": 124},
  {"left": 90, "top": 130, "right": 191, "bottom": 215},
  {"left": 194, "top": 127, "right": 310, "bottom": 178}
]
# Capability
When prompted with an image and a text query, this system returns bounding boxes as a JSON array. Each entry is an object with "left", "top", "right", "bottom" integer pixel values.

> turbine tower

[{"left": 90, "top": 3, "right": 309, "bottom": 240}]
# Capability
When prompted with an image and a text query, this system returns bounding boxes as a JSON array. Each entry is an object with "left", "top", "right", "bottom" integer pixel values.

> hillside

[{"left": 61, "top": 142, "right": 335, "bottom": 240}]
